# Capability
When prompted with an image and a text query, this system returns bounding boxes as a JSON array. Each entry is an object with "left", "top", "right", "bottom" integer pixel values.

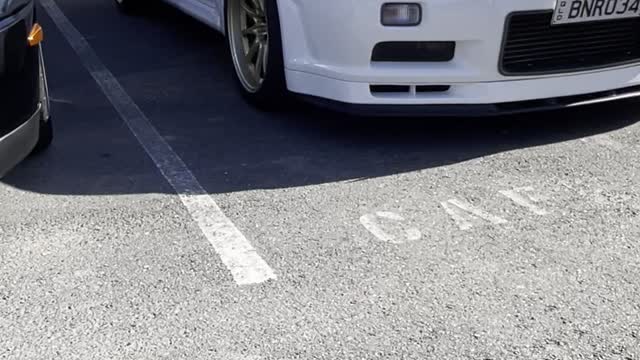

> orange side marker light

[{"left": 28, "top": 24, "right": 43, "bottom": 47}]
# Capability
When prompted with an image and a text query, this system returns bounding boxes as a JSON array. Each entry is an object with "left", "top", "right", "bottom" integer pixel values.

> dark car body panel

[
  {"left": 0, "top": 0, "right": 46, "bottom": 177},
  {"left": 0, "top": 1, "right": 39, "bottom": 138},
  {"left": 1, "top": 0, "right": 33, "bottom": 17}
]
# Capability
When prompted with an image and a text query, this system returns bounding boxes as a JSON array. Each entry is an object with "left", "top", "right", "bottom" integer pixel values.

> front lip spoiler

[
  {"left": 0, "top": 104, "right": 41, "bottom": 178},
  {"left": 297, "top": 84, "right": 640, "bottom": 118}
]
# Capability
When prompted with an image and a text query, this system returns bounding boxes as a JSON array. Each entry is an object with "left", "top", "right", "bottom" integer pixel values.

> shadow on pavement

[{"left": 3, "top": 1, "right": 640, "bottom": 195}]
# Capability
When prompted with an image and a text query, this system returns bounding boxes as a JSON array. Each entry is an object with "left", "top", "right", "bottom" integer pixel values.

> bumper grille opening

[
  {"left": 370, "top": 84, "right": 451, "bottom": 98},
  {"left": 501, "top": 11, "right": 640, "bottom": 75},
  {"left": 416, "top": 85, "right": 450, "bottom": 93},
  {"left": 370, "top": 85, "right": 411, "bottom": 94},
  {"left": 372, "top": 41, "right": 455, "bottom": 62}
]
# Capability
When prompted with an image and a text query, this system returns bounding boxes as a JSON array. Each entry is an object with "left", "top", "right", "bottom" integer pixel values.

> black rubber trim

[{"left": 297, "top": 84, "right": 640, "bottom": 118}]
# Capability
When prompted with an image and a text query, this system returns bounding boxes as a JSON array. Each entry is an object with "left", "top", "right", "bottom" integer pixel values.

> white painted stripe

[
  {"left": 360, "top": 213, "right": 396, "bottom": 242},
  {"left": 441, "top": 199, "right": 508, "bottom": 230},
  {"left": 499, "top": 187, "right": 549, "bottom": 216},
  {"left": 440, "top": 201, "right": 473, "bottom": 231},
  {"left": 359, "top": 211, "right": 422, "bottom": 244},
  {"left": 41, "top": 0, "right": 276, "bottom": 285},
  {"left": 581, "top": 134, "right": 626, "bottom": 152}
]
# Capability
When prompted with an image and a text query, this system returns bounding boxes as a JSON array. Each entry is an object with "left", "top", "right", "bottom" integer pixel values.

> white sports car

[{"left": 115, "top": 0, "right": 640, "bottom": 116}]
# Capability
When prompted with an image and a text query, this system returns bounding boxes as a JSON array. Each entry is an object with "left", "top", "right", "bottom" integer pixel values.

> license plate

[{"left": 552, "top": 0, "right": 640, "bottom": 25}]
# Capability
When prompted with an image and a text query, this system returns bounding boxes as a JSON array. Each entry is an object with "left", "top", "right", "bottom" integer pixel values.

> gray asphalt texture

[{"left": 2, "top": 1, "right": 640, "bottom": 359}]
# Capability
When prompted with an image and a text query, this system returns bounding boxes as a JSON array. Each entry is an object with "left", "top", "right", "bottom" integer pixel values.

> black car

[{"left": 0, "top": 0, "right": 52, "bottom": 177}]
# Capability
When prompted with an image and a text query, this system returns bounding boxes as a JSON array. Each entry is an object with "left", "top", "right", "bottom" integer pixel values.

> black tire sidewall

[{"left": 32, "top": 117, "right": 53, "bottom": 154}]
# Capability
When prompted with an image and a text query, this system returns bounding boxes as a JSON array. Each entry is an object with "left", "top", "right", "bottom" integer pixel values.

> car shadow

[{"left": 3, "top": 0, "right": 640, "bottom": 196}]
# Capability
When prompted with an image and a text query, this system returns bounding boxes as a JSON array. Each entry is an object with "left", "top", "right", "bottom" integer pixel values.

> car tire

[
  {"left": 114, "top": 0, "right": 146, "bottom": 14},
  {"left": 226, "top": 0, "right": 288, "bottom": 110},
  {"left": 32, "top": 117, "right": 53, "bottom": 154}
]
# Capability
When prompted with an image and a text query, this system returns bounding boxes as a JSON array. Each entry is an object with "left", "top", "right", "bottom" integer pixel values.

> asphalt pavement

[{"left": 2, "top": 0, "right": 640, "bottom": 359}]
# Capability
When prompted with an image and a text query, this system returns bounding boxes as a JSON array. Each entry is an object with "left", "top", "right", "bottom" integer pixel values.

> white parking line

[{"left": 41, "top": 0, "right": 276, "bottom": 285}]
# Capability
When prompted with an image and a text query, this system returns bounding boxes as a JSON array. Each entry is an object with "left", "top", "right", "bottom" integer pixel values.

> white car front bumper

[{"left": 276, "top": 0, "right": 640, "bottom": 111}]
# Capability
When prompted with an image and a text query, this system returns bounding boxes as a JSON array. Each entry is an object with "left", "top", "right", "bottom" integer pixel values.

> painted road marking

[
  {"left": 360, "top": 211, "right": 422, "bottom": 244},
  {"left": 499, "top": 187, "right": 549, "bottom": 216},
  {"left": 441, "top": 199, "right": 508, "bottom": 231},
  {"left": 581, "top": 134, "right": 626, "bottom": 152},
  {"left": 41, "top": 0, "right": 276, "bottom": 285}
]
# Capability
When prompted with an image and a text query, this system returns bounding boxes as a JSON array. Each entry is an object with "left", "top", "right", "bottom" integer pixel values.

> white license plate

[{"left": 552, "top": 0, "right": 640, "bottom": 24}]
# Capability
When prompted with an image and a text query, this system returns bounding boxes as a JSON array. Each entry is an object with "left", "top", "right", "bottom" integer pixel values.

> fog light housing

[{"left": 381, "top": 3, "right": 422, "bottom": 26}]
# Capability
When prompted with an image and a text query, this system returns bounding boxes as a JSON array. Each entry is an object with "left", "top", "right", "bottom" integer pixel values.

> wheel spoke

[
  {"left": 261, "top": 41, "right": 269, "bottom": 77},
  {"left": 242, "top": 23, "right": 267, "bottom": 36},
  {"left": 240, "top": 0, "right": 260, "bottom": 18},
  {"left": 255, "top": 43, "right": 265, "bottom": 78},
  {"left": 250, "top": 0, "right": 264, "bottom": 15},
  {"left": 246, "top": 40, "right": 259, "bottom": 61}
]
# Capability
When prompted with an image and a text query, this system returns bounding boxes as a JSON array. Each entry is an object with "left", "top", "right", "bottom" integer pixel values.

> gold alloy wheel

[{"left": 228, "top": 0, "right": 269, "bottom": 93}]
